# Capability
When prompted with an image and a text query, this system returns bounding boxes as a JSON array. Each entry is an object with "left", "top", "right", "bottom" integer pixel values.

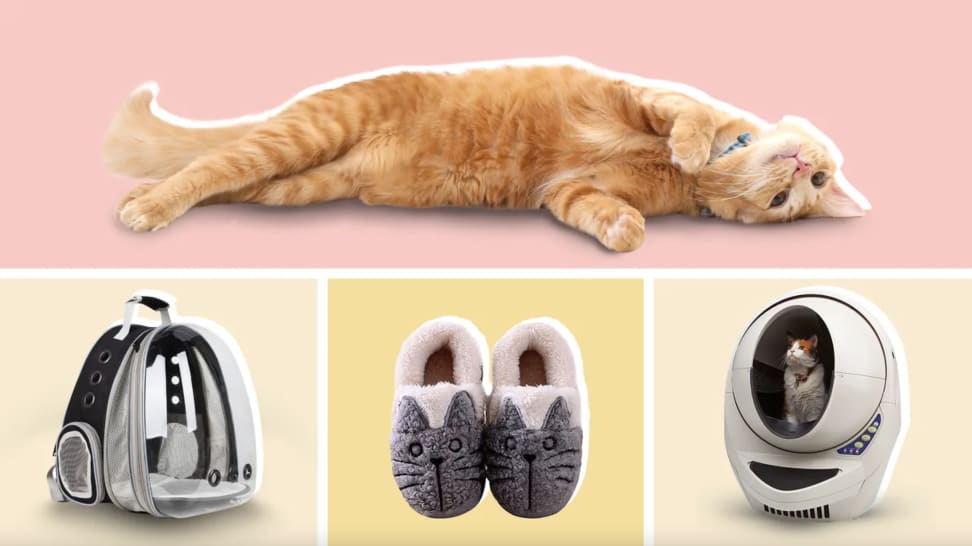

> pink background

[{"left": 1, "top": 0, "right": 968, "bottom": 268}]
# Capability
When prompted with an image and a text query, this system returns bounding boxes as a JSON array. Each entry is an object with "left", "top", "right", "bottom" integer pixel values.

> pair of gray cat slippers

[{"left": 391, "top": 317, "right": 588, "bottom": 519}]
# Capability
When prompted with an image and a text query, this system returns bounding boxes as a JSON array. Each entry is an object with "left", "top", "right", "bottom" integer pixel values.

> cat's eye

[
  {"left": 449, "top": 438, "right": 462, "bottom": 452},
  {"left": 542, "top": 437, "right": 557, "bottom": 450},
  {"left": 504, "top": 436, "right": 517, "bottom": 450},
  {"left": 811, "top": 171, "right": 828, "bottom": 187},
  {"left": 409, "top": 442, "right": 423, "bottom": 457},
  {"left": 769, "top": 190, "right": 789, "bottom": 208}
]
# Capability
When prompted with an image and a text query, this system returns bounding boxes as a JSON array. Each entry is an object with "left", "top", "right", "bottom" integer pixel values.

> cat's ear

[
  {"left": 811, "top": 182, "right": 866, "bottom": 218},
  {"left": 395, "top": 396, "right": 430, "bottom": 434},
  {"left": 809, "top": 334, "right": 818, "bottom": 348},
  {"left": 542, "top": 397, "right": 572, "bottom": 432},
  {"left": 495, "top": 399, "right": 526, "bottom": 430},
  {"left": 445, "top": 391, "right": 477, "bottom": 429}
]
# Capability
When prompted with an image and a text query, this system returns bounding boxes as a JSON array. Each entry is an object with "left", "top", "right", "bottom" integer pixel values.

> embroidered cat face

[
  {"left": 699, "top": 119, "right": 863, "bottom": 224},
  {"left": 391, "top": 391, "right": 484, "bottom": 517},
  {"left": 484, "top": 397, "right": 582, "bottom": 518},
  {"left": 785, "top": 333, "right": 819, "bottom": 368}
]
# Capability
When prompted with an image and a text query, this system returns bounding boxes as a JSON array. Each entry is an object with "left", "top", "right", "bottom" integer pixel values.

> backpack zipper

[{"left": 129, "top": 328, "right": 164, "bottom": 517}]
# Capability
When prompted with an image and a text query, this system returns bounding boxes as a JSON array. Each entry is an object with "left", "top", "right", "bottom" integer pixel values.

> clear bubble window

[{"left": 143, "top": 326, "right": 250, "bottom": 517}]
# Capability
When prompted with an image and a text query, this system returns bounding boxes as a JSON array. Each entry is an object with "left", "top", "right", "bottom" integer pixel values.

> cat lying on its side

[{"left": 105, "top": 59, "right": 867, "bottom": 251}]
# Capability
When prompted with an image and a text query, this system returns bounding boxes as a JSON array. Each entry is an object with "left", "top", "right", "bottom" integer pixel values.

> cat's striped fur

[{"left": 105, "top": 63, "right": 865, "bottom": 251}]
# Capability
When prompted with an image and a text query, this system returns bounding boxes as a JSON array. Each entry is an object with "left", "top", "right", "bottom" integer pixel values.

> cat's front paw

[
  {"left": 599, "top": 207, "right": 645, "bottom": 252},
  {"left": 669, "top": 137, "right": 710, "bottom": 176},
  {"left": 118, "top": 190, "right": 184, "bottom": 232},
  {"left": 669, "top": 122, "right": 714, "bottom": 175}
]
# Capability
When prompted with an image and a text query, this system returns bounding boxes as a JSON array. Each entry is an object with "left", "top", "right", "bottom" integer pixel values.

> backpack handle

[{"left": 114, "top": 290, "right": 178, "bottom": 340}]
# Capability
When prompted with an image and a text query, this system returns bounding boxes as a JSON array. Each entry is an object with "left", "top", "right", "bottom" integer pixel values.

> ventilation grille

[
  {"left": 59, "top": 436, "right": 92, "bottom": 497},
  {"left": 763, "top": 504, "right": 830, "bottom": 519}
]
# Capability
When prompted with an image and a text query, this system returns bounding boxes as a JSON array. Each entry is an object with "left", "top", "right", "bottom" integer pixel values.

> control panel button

[
  {"left": 867, "top": 426, "right": 877, "bottom": 433},
  {"left": 862, "top": 434, "right": 872, "bottom": 441},
  {"left": 854, "top": 441, "right": 864, "bottom": 449}
]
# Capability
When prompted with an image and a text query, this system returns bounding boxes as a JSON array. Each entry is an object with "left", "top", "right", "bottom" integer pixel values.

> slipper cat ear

[
  {"left": 541, "top": 397, "right": 572, "bottom": 432},
  {"left": 495, "top": 399, "right": 527, "bottom": 430},
  {"left": 395, "top": 396, "right": 430, "bottom": 433},
  {"left": 444, "top": 391, "right": 477, "bottom": 429}
]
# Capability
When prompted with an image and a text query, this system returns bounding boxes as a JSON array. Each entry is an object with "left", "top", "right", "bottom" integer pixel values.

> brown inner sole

[
  {"left": 519, "top": 349, "right": 548, "bottom": 386},
  {"left": 423, "top": 347, "right": 455, "bottom": 385}
]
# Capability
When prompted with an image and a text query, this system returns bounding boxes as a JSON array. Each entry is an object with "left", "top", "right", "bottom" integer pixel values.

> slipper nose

[
  {"left": 523, "top": 454, "right": 536, "bottom": 463},
  {"left": 430, "top": 457, "right": 444, "bottom": 466}
]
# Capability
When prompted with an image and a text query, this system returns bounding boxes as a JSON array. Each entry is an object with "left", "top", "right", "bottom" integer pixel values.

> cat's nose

[
  {"left": 430, "top": 457, "right": 444, "bottom": 466},
  {"left": 523, "top": 454, "right": 536, "bottom": 463}
]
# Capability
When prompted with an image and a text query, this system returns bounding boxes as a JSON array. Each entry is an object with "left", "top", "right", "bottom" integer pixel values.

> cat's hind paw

[
  {"left": 118, "top": 191, "right": 182, "bottom": 232},
  {"left": 599, "top": 207, "right": 645, "bottom": 252},
  {"left": 117, "top": 182, "right": 156, "bottom": 211}
]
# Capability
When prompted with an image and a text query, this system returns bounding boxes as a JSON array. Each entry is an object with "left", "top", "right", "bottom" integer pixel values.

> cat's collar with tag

[{"left": 717, "top": 132, "right": 752, "bottom": 158}]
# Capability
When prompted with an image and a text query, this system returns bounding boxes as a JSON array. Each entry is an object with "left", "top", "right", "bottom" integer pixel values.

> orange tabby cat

[{"left": 104, "top": 60, "right": 866, "bottom": 251}]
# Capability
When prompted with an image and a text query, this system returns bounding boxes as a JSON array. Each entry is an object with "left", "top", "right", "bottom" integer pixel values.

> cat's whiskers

[
  {"left": 702, "top": 166, "right": 766, "bottom": 178},
  {"left": 697, "top": 168, "right": 776, "bottom": 197},
  {"left": 696, "top": 170, "right": 786, "bottom": 203},
  {"left": 453, "top": 448, "right": 483, "bottom": 464},
  {"left": 696, "top": 184, "right": 765, "bottom": 201},
  {"left": 486, "top": 447, "right": 513, "bottom": 460},
  {"left": 393, "top": 471, "right": 426, "bottom": 477},
  {"left": 710, "top": 163, "right": 778, "bottom": 180},
  {"left": 391, "top": 458, "right": 424, "bottom": 468},
  {"left": 541, "top": 448, "right": 581, "bottom": 462}
]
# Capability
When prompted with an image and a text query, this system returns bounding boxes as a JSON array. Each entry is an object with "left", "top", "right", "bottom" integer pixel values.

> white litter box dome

[{"left": 724, "top": 286, "right": 909, "bottom": 521}]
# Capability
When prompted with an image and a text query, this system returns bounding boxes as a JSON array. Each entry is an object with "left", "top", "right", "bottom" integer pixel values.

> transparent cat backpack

[{"left": 46, "top": 290, "right": 263, "bottom": 518}]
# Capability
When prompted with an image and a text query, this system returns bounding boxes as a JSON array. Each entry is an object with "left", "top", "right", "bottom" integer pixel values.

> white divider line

[
  {"left": 643, "top": 277, "right": 655, "bottom": 545},
  {"left": 2, "top": 268, "right": 972, "bottom": 280},
  {"left": 317, "top": 279, "right": 329, "bottom": 545}
]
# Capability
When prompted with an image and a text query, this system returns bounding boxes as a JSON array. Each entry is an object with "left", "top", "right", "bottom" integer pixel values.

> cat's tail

[{"left": 103, "top": 83, "right": 256, "bottom": 179}]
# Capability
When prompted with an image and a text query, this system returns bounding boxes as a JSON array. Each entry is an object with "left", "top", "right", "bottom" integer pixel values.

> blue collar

[
  {"left": 718, "top": 132, "right": 751, "bottom": 157},
  {"left": 698, "top": 132, "right": 752, "bottom": 217}
]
